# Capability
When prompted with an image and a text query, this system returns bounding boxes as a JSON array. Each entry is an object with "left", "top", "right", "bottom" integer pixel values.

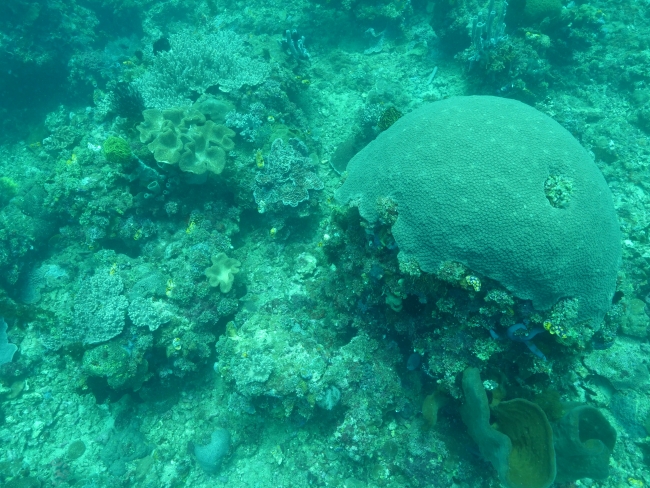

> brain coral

[{"left": 336, "top": 96, "right": 620, "bottom": 326}]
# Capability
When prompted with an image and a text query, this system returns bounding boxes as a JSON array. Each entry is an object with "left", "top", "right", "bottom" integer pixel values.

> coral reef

[
  {"left": 73, "top": 270, "right": 129, "bottom": 345},
  {"left": 253, "top": 138, "right": 323, "bottom": 213},
  {"left": 0, "top": 0, "right": 647, "bottom": 486},
  {"left": 134, "top": 28, "right": 269, "bottom": 109}
]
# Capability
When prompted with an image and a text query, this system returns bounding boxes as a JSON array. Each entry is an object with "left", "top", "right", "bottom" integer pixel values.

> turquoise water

[{"left": 0, "top": 0, "right": 647, "bottom": 486}]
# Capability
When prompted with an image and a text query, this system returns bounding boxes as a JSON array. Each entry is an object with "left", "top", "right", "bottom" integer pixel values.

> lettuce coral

[{"left": 137, "top": 98, "right": 235, "bottom": 175}]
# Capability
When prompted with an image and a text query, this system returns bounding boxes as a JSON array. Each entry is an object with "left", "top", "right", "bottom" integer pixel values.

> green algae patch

[
  {"left": 103, "top": 136, "right": 133, "bottom": 166},
  {"left": 67, "top": 440, "right": 86, "bottom": 460},
  {"left": 0, "top": 177, "right": 18, "bottom": 207}
]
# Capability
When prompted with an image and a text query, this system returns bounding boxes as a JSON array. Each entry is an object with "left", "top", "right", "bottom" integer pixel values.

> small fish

[{"left": 406, "top": 352, "right": 421, "bottom": 371}]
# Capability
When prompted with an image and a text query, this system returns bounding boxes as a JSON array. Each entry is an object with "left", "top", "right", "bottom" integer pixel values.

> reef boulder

[{"left": 336, "top": 96, "right": 621, "bottom": 327}]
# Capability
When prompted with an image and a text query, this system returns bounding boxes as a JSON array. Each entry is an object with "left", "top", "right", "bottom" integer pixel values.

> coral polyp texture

[{"left": 336, "top": 96, "right": 621, "bottom": 327}]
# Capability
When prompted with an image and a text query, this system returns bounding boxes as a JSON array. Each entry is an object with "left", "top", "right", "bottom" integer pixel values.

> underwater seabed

[{"left": 1, "top": 0, "right": 650, "bottom": 486}]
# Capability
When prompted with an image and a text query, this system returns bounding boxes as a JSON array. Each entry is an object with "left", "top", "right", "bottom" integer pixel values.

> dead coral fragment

[{"left": 205, "top": 253, "right": 241, "bottom": 293}]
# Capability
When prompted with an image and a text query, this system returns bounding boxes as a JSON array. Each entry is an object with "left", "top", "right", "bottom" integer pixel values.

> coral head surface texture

[{"left": 336, "top": 96, "right": 621, "bottom": 327}]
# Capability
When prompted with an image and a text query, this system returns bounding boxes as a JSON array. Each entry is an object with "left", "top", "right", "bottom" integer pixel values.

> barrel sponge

[
  {"left": 336, "top": 96, "right": 621, "bottom": 326},
  {"left": 461, "top": 368, "right": 556, "bottom": 488},
  {"left": 553, "top": 405, "right": 616, "bottom": 482}
]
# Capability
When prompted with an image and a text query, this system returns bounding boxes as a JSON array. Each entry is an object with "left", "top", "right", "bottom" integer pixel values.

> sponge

[{"left": 194, "top": 428, "right": 231, "bottom": 474}]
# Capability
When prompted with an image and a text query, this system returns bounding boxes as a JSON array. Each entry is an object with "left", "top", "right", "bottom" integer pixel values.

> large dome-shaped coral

[{"left": 336, "top": 96, "right": 621, "bottom": 327}]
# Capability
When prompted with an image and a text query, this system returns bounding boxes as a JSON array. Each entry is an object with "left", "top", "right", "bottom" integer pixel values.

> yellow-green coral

[
  {"left": 205, "top": 253, "right": 241, "bottom": 293},
  {"left": 103, "top": 136, "right": 132, "bottom": 166},
  {"left": 137, "top": 97, "right": 235, "bottom": 175},
  {"left": 378, "top": 106, "right": 402, "bottom": 131}
]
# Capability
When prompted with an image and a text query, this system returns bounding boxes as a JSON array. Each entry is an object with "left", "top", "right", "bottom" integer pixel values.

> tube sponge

[{"left": 460, "top": 368, "right": 556, "bottom": 488}]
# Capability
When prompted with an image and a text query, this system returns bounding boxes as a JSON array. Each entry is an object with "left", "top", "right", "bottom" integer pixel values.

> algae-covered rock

[
  {"left": 0, "top": 317, "right": 17, "bottom": 365},
  {"left": 101, "top": 425, "right": 152, "bottom": 476},
  {"left": 422, "top": 391, "right": 448, "bottom": 426},
  {"left": 583, "top": 337, "right": 650, "bottom": 390},
  {"left": 5, "top": 476, "right": 41, "bottom": 488},
  {"left": 194, "top": 428, "right": 231, "bottom": 473},
  {"left": 461, "top": 367, "right": 556, "bottom": 488},
  {"left": 82, "top": 342, "right": 149, "bottom": 390},
  {"left": 621, "top": 298, "right": 650, "bottom": 337},
  {"left": 553, "top": 405, "right": 616, "bottom": 482},
  {"left": 336, "top": 96, "right": 621, "bottom": 328}
]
